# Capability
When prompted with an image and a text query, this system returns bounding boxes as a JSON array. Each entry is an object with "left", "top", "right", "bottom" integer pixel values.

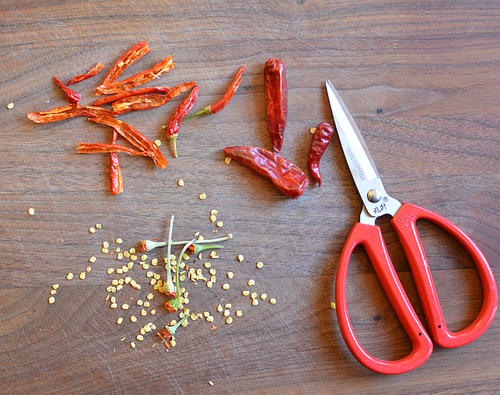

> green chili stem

[
  {"left": 183, "top": 105, "right": 211, "bottom": 120},
  {"left": 165, "top": 215, "right": 175, "bottom": 294},
  {"left": 142, "top": 234, "right": 233, "bottom": 252}
]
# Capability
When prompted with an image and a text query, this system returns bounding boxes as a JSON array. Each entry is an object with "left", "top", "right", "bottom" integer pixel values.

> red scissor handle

[
  {"left": 335, "top": 222, "right": 433, "bottom": 375},
  {"left": 392, "top": 203, "right": 498, "bottom": 348}
]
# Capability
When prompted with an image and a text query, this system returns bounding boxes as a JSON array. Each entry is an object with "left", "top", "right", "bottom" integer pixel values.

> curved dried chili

[
  {"left": 307, "top": 122, "right": 335, "bottom": 187},
  {"left": 165, "top": 84, "right": 199, "bottom": 158},
  {"left": 223, "top": 146, "right": 308, "bottom": 199},
  {"left": 66, "top": 62, "right": 105, "bottom": 86},
  {"left": 101, "top": 41, "right": 151, "bottom": 86},
  {"left": 27, "top": 103, "right": 118, "bottom": 123}
]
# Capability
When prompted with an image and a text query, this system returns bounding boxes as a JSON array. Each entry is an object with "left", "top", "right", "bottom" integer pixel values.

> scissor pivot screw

[{"left": 367, "top": 189, "right": 382, "bottom": 203}]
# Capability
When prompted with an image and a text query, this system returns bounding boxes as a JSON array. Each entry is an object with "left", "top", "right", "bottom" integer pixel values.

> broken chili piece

[
  {"left": 100, "top": 41, "right": 150, "bottom": 86},
  {"left": 88, "top": 116, "right": 168, "bottom": 169},
  {"left": 92, "top": 86, "right": 170, "bottom": 107},
  {"left": 223, "top": 146, "right": 308, "bottom": 199},
  {"left": 264, "top": 58, "right": 288, "bottom": 153},
  {"left": 111, "top": 81, "right": 195, "bottom": 113},
  {"left": 184, "top": 65, "right": 245, "bottom": 120},
  {"left": 66, "top": 62, "right": 105, "bottom": 86},
  {"left": 307, "top": 122, "right": 335, "bottom": 187},
  {"left": 27, "top": 103, "right": 118, "bottom": 123},
  {"left": 53, "top": 76, "right": 81, "bottom": 103},
  {"left": 95, "top": 56, "right": 175, "bottom": 95},
  {"left": 165, "top": 84, "right": 199, "bottom": 158},
  {"left": 109, "top": 129, "right": 124, "bottom": 195}
]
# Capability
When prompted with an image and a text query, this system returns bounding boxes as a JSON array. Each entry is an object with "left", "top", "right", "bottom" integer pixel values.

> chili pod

[
  {"left": 223, "top": 146, "right": 308, "bottom": 199},
  {"left": 307, "top": 122, "right": 335, "bottom": 187},
  {"left": 264, "top": 58, "right": 288, "bottom": 153},
  {"left": 109, "top": 130, "right": 124, "bottom": 196},
  {"left": 165, "top": 84, "right": 199, "bottom": 158}
]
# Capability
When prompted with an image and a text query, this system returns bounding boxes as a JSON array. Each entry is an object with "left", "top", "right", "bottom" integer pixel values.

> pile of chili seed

[{"left": 48, "top": 209, "right": 278, "bottom": 351}]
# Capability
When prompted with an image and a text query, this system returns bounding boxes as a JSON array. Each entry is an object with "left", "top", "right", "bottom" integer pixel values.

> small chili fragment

[
  {"left": 184, "top": 65, "right": 245, "bottom": 119},
  {"left": 88, "top": 116, "right": 168, "bottom": 169},
  {"left": 111, "top": 81, "right": 195, "bottom": 113},
  {"left": 92, "top": 86, "right": 170, "bottom": 107},
  {"left": 264, "top": 58, "right": 288, "bottom": 153},
  {"left": 307, "top": 122, "right": 335, "bottom": 187},
  {"left": 223, "top": 146, "right": 308, "bottom": 199},
  {"left": 53, "top": 76, "right": 81, "bottom": 103},
  {"left": 165, "top": 84, "right": 199, "bottom": 158},
  {"left": 100, "top": 41, "right": 151, "bottom": 86},
  {"left": 66, "top": 62, "right": 105, "bottom": 86},
  {"left": 96, "top": 56, "right": 175, "bottom": 95},
  {"left": 109, "top": 129, "right": 123, "bottom": 195}
]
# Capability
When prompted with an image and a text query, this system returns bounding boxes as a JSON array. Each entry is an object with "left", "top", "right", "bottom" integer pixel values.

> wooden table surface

[{"left": 1, "top": 0, "right": 499, "bottom": 393}]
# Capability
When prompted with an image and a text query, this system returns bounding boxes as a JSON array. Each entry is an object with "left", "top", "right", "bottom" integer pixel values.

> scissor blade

[
  {"left": 326, "top": 80, "right": 379, "bottom": 182},
  {"left": 326, "top": 80, "right": 401, "bottom": 221}
]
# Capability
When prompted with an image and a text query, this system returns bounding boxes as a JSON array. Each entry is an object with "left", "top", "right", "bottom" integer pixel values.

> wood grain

[{"left": 1, "top": 0, "right": 499, "bottom": 393}]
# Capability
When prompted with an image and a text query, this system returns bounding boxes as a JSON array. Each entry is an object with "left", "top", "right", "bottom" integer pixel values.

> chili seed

[
  {"left": 222, "top": 283, "right": 230, "bottom": 290},
  {"left": 331, "top": 302, "right": 336, "bottom": 310},
  {"left": 224, "top": 157, "right": 232, "bottom": 164},
  {"left": 170, "top": 339, "right": 176, "bottom": 347},
  {"left": 146, "top": 293, "right": 154, "bottom": 300},
  {"left": 86, "top": 266, "right": 91, "bottom": 273},
  {"left": 110, "top": 296, "right": 116, "bottom": 303},
  {"left": 89, "top": 227, "right": 95, "bottom": 233},
  {"left": 252, "top": 299, "right": 259, "bottom": 306},
  {"left": 209, "top": 268, "right": 216, "bottom": 275},
  {"left": 226, "top": 272, "right": 233, "bottom": 279},
  {"left": 116, "top": 238, "right": 123, "bottom": 244},
  {"left": 210, "top": 215, "right": 217, "bottom": 222},
  {"left": 140, "top": 309, "right": 147, "bottom": 316},
  {"left": 235, "top": 310, "right": 242, "bottom": 317},
  {"left": 130, "top": 342, "right": 136, "bottom": 349},
  {"left": 116, "top": 317, "right": 123, "bottom": 325},
  {"left": 181, "top": 319, "right": 188, "bottom": 327},
  {"left": 270, "top": 298, "right": 277, "bottom": 305},
  {"left": 199, "top": 193, "right": 207, "bottom": 200},
  {"left": 143, "top": 301, "right": 150, "bottom": 308},
  {"left": 79, "top": 272, "right": 86, "bottom": 280},
  {"left": 247, "top": 279, "right": 255, "bottom": 286},
  {"left": 108, "top": 268, "right": 117, "bottom": 275},
  {"left": 250, "top": 292, "right": 258, "bottom": 299},
  {"left": 242, "top": 290, "right": 250, "bottom": 296},
  {"left": 216, "top": 221, "right": 223, "bottom": 228},
  {"left": 123, "top": 251, "right": 130, "bottom": 258},
  {"left": 209, "top": 381, "right": 214, "bottom": 386},
  {"left": 48, "top": 296, "right": 55, "bottom": 304},
  {"left": 310, "top": 127, "right": 317, "bottom": 135},
  {"left": 237, "top": 255, "right": 244, "bottom": 262},
  {"left": 151, "top": 258, "right": 158, "bottom": 266},
  {"left": 7, "top": 102, "right": 14, "bottom": 109},
  {"left": 121, "top": 304, "right": 130, "bottom": 310},
  {"left": 225, "top": 317, "right": 233, "bottom": 324},
  {"left": 204, "top": 262, "right": 211, "bottom": 269},
  {"left": 154, "top": 139, "right": 161, "bottom": 147},
  {"left": 217, "top": 305, "right": 223, "bottom": 312},
  {"left": 260, "top": 293, "right": 267, "bottom": 301},
  {"left": 206, "top": 281, "right": 213, "bottom": 288},
  {"left": 140, "top": 254, "right": 148, "bottom": 261},
  {"left": 256, "top": 261, "right": 264, "bottom": 269},
  {"left": 150, "top": 309, "right": 156, "bottom": 315},
  {"left": 101, "top": 248, "right": 109, "bottom": 254},
  {"left": 206, "top": 316, "right": 214, "bottom": 322},
  {"left": 95, "top": 223, "right": 102, "bottom": 229},
  {"left": 136, "top": 334, "right": 144, "bottom": 341},
  {"left": 129, "top": 248, "right": 136, "bottom": 254},
  {"left": 130, "top": 315, "right": 137, "bottom": 323},
  {"left": 223, "top": 310, "right": 230, "bottom": 317},
  {"left": 110, "top": 303, "right": 117, "bottom": 309},
  {"left": 177, "top": 179, "right": 184, "bottom": 186}
]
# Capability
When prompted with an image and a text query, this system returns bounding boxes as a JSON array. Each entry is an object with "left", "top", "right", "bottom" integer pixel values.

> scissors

[{"left": 326, "top": 80, "right": 498, "bottom": 375}]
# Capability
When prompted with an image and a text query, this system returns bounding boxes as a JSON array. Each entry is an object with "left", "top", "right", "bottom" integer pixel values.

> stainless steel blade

[{"left": 326, "top": 80, "right": 401, "bottom": 221}]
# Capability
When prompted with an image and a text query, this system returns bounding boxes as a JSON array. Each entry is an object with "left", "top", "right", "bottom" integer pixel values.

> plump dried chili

[
  {"left": 109, "top": 130, "right": 123, "bottom": 195},
  {"left": 111, "top": 81, "right": 195, "bottom": 113},
  {"left": 165, "top": 84, "right": 199, "bottom": 158},
  {"left": 95, "top": 56, "right": 175, "bottom": 95},
  {"left": 264, "top": 58, "right": 288, "bottom": 153},
  {"left": 307, "top": 122, "right": 335, "bottom": 187},
  {"left": 223, "top": 146, "right": 308, "bottom": 199},
  {"left": 88, "top": 116, "right": 168, "bottom": 169},
  {"left": 184, "top": 65, "right": 245, "bottom": 119},
  {"left": 101, "top": 41, "right": 150, "bottom": 86},
  {"left": 53, "top": 76, "right": 81, "bottom": 103},
  {"left": 66, "top": 62, "right": 105, "bottom": 86},
  {"left": 92, "top": 86, "right": 171, "bottom": 107},
  {"left": 27, "top": 103, "right": 118, "bottom": 123}
]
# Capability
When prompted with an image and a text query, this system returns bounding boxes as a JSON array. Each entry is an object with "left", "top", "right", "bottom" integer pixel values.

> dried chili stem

[
  {"left": 141, "top": 234, "right": 233, "bottom": 252},
  {"left": 165, "top": 240, "right": 196, "bottom": 313},
  {"left": 164, "top": 215, "right": 176, "bottom": 296}
]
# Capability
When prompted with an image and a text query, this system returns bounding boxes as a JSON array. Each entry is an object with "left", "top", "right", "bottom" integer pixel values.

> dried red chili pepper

[
  {"left": 223, "top": 146, "right": 308, "bottom": 199},
  {"left": 307, "top": 122, "right": 335, "bottom": 187},
  {"left": 92, "top": 86, "right": 170, "bottom": 107},
  {"left": 66, "top": 62, "right": 105, "bottom": 86},
  {"left": 264, "top": 58, "right": 288, "bottom": 153},
  {"left": 165, "top": 84, "right": 199, "bottom": 158},
  {"left": 109, "top": 130, "right": 123, "bottom": 195},
  {"left": 88, "top": 116, "right": 168, "bottom": 169},
  {"left": 184, "top": 65, "right": 245, "bottom": 120},
  {"left": 53, "top": 76, "right": 81, "bottom": 103},
  {"left": 76, "top": 143, "right": 153, "bottom": 156},
  {"left": 95, "top": 56, "right": 175, "bottom": 95},
  {"left": 101, "top": 41, "right": 150, "bottom": 86},
  {"left": 27, "top": 103, "right": 118, "bottom": 123},
  {"left": 111, "top": 81, "right": 195, "bottom": 113}
]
